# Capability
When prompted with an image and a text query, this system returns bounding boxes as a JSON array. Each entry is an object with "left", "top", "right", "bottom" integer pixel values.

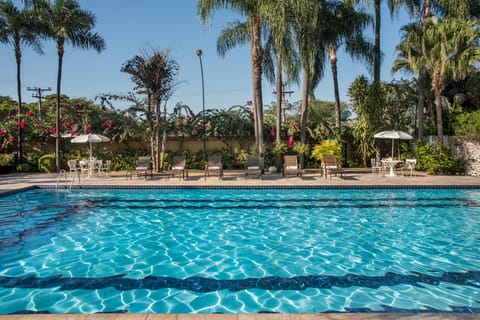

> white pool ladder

[{"left": 56, "top": 169, "right": 79, "bottom": 190}]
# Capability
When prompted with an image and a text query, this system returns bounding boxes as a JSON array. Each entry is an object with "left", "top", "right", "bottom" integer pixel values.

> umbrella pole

[
  {"left": 391, "top": 139, "right": 394, "bottom": 158},
  {"left": 89, "top": 142, "right": 92, "bottom": 160}
]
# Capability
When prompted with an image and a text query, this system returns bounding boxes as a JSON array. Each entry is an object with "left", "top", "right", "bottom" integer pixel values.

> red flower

[
  {"left": 26, "top": 110, "right": 33, "bottom": 117},
  {"left": 0, "top": 129, "right": 4, "bottom": 136},
  {"left": 8, "top": 136, "right": 14, "bottom": 142},
  {"left": 270, "top": 128, "right": 275, "bottom": 137},
  {"left": 288, "top": 136, "right": 294, "bottom": 148},
  {"left": 19, "top": 120, "right": 26, "bottom": 129}
]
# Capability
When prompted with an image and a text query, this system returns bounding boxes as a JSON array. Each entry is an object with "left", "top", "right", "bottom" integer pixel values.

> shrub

[
  {"left": 38, "top": 154, "right": 56, "bottom": 173},
  {"left": 0, "top": 153, "right": 15, "bottom": 173},
  {"left": 415, "top": 142, "right": 464, "bottom": 175},
  {"left": 311, "top": 139, "right": 342, "bottom": 162},
  {"left": 16, "top": 163, "right": 31, "bottom": 172},
  {"left": 453, "top": 109, "right": 480, "bottom": 141}
]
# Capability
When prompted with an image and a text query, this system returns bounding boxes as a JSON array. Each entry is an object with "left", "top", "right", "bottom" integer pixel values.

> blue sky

[{"left": 0, "top": 0, "right": 411, "bottom": 113}]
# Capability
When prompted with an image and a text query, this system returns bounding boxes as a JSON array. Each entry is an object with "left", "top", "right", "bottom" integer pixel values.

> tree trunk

[
  {"left": 160, "top": 101, "right": 167, "bottom": 172},
  {"left": 417, "top": 73, "right": 426, "bottom": 142},
  {"left": 275, "top": 54, "right": 283, "bottom": 171},
  {"left": 432, "top": 62, "right": 444, "bottom": 145},
  {"left": 300, "top": 68, "right": 309, "bottom": 167},
  {"left": 374, "top": 0, "right": 381, "bottom": 83},
  {"left": 329, "top": 44, "right": 341, "bottom": 129},
  {"left": 15, "top": 42, "right": 23, "bottom": 162},
  {"left": 250, "top": 19, "right": 264, "bottom": 156},
  {"left": 55, "top": 43, "right": 64, "bottom": 172}
]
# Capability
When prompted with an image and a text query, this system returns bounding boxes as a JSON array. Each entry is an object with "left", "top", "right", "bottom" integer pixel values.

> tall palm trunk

[
  {"left": 275, "top": 53, "right": 283, "bottom": 171},
  {"left": 373, "top": 0, "right": 381, "bottom": 83},
  {"left": 250, "top": 19, "right": 264, "bottom": 156},
  {"left": 300, "top": 68, "right": 309, "bottom": 167},
  {"left": 416, "top": 0, "right": 431, "bottom": 143},
  {"left": 55, "top": 42, "right": 64, "bottom": 172},
  {"left": 15, "top": 39, "right": 23, "bottom": 161},
  {"left": 329, "top": 44, "right": 341, "bottom": 129},
  {"left": 432, "top": 61, "right": 444, "bottom": 145},
  {"left": 154, "top": 101, "right": 161, "bottom": 172}
]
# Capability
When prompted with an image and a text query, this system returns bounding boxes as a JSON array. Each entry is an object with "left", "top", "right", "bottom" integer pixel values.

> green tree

[
  {"left": 323, "top": 1, "right": 374, "bottom": 128},
  {"left": 39, "top": 0, "right": 105, "bottom": 171},
  {"left": 0, "top": 0, "right": 42, "bottom": 161},
  {"left": 423, "top": 17, "right": 480, "bottom": 144},
  {"left": 198, "top": 0, "right": 266, "bottom": 157},
  {"left": 121, "top": 49, "right": 179, "bottom": 172}
]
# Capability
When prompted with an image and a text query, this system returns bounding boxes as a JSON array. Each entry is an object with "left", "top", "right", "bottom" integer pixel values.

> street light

[{"left": 196, "top": 48, "right": 206, "bottom": 155}]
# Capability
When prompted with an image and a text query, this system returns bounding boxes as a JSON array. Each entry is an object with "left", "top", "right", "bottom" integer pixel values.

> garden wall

[{"left": 456, "top": 140, "right": 480, "bottom": 176}]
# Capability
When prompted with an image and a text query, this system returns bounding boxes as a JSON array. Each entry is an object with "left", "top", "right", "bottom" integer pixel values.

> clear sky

[{"left": 0, "top": 0, "right": 411, "bottom": 113}]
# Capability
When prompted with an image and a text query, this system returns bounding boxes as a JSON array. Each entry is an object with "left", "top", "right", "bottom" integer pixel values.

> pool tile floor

[{"left": 0, "top": 170, "right": 479, "bottom": 320}]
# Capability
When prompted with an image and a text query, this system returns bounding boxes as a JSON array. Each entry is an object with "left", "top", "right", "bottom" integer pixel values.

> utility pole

[
  {"left": 27, "top": 86, "right": 51, "bottom": 121},
  {"left": 273, "top": 83, "right": 294, "bottom": 123}
]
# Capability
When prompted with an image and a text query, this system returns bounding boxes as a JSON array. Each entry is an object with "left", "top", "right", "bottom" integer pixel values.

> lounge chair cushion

[
  {"left": 136, "top": 166, "right": 148, "bottom": 170},
  {"left": 172, "top": 166, "right": 183, "bottom": 170},
  {"left": 325, "top": 165, "right": 337, "bottom": 169},
  {"left": 286, "top": 166, "right": 298, "bottom": 170},
  {"left": 208, "top": 166, "right": 221, "bottom": 170},
  {"left": 248, "top": 166, "right": 260, "bottom": 170}
]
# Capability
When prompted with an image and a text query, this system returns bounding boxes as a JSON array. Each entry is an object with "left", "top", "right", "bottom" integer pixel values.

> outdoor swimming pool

[{"left": 0, "top": 187, "right": 479, "bottom": 314}]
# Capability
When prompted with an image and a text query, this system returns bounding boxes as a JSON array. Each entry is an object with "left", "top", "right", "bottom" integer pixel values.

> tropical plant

[
  {"left": 311, "top": 138, "right": 342, "bottom": 162},
  {"left": 414, "top": 142, "right": 464, "bottom": 174},
  {"left": 198, "top": 0, "right": 266, "bottom": 157},
  {"left": 453, "top": 109, "right": 480, "bottom": 142},
  {"left": 0, "top": 0, "right": 43, "bottom": 162},
  {"left": 121, "top": 49, "right": 179, "bottom": 172},
  {"left": 38, "top": 0, "right": 105, "bottom": 171},
  {"left": 322, "top": 1, "right": 374, "bottom": 128},
  {"left": 422, "top": 17, "right": 480, "bottom": 144}
]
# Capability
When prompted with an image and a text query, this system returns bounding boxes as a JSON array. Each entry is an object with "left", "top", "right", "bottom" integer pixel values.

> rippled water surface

[{"left": 0, "top": 187, "right": 479, "bottom": 314}]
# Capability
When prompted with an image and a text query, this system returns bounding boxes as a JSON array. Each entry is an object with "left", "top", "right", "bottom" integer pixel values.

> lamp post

[{"left": 196, "top": 49, "right": 206, "bottom": 155}]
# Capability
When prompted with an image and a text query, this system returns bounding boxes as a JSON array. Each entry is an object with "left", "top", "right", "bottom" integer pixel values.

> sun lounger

[
  {"left": 322, "top": 155, "right": 343, "bottom": 179},
  {"left": 245, "top": 155, "right": 263, "bottom": 179},
  {"left": 204, "top": 155, "right": 223, "bottom": 180},
  {"left": 168, "top": 155, "right": 187, "bottom": 180},
  {"left": 283, "top": 155, "right": 302, "bottom": 177}
]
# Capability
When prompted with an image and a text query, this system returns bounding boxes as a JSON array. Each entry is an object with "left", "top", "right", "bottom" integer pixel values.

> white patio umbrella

[
  {"left": 71, "top": 134, "right": 110, "bottom": 159},
  {"left": 374, "top": 130, "right": 413, "bottom": 158}
]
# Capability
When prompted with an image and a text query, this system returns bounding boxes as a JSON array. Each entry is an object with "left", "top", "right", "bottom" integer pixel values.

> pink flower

[
  {"left": 8, "top": 136, "right": 14, "bottom": 142},
  {"left": 246, "top": 100, "right": 253, "bottom": 106},
  {"left": 288, "top": 136, "right": 294, "bottom": 148},
  {"left": 270, "top": 129, "right": 275, "bottom": 137},
  {"left": 26, "top": 110, "right": 33, "bottom": 117},
  {"left": 0, "top": 129, "right": 4, "bottom": 136}
]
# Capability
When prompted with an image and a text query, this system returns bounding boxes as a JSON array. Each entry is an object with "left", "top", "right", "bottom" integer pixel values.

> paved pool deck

[{"left": 0, "top": 169, "right": 479, "bottom": 320}]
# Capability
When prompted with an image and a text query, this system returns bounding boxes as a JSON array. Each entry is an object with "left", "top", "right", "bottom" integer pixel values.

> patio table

[{"left": 381, "top": 159, "right": 403, "bottom": 177}]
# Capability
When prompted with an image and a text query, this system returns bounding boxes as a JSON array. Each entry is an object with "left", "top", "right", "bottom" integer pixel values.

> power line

[{"left": 27, "top": 86, "right": 51, "bottom": 121}]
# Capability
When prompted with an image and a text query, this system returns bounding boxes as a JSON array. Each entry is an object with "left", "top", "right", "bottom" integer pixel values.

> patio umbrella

[
  {"left": 374, "top": 130, "right": 413, "bottom": 158},
  {"left": 71, "top": 134, "right": 110, "bottom": 159}
]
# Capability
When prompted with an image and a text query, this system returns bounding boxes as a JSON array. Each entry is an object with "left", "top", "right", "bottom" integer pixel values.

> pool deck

[{"left": 0, "top": 169, "right": 479, "bottom": 320}]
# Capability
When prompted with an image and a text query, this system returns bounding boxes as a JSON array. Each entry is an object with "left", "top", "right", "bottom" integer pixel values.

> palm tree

[
  {"left": 261, "top": 0, "right": 300, "bottom": 170},
  {"left": 323, "top": 1, "right": 374, "bottom": 128},
  {"left": 198, "top": 0, "right": 266, "bottom": 157},
  {"left": 423, "top": 17, "right": 480, "bottom": 144},
  {"left": 0, "top": 0, "right": 42, "bottom": 161},
  {"left": 392, "top": 22, "right": 428, "bottom": 141},
  {"left": 38, "top": 0, "right": 105, "bottom": 171}
]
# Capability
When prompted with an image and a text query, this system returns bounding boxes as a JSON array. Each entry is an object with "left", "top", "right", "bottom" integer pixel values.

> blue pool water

[{"left": 0, "top": 187, "right": 479, "bottom": 314}]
